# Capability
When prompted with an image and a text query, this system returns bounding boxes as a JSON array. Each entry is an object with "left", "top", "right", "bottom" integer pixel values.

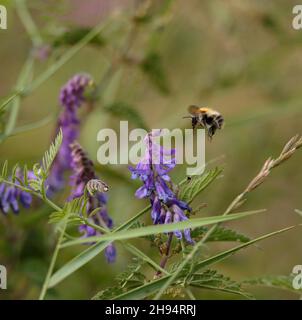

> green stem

[
  {"left": 0, "top": 92, "right": 20, "bottom": 113},
  {"left": 2, "top": 56, "right": 34, "bottom": 140},
  {"left": 155, "top": 232, "right": 173, "bottom": 277},
  {"left": 39, "top": 220, "right": 67, "bottom": 300},
  {"left": 185, "top": 288, "right": 196, "bottom": 300},
  {"left": 15, "top": 0, "right": 43, "bottom": 47},
  {"left": 83, "top": 218, "right": 108, "bottom": 234},
  {"left": 123, "top": 243, "right": 170, "bottom": 276},
  {"left": 11, "top": 113, "right": 55, "bottom": 136}
]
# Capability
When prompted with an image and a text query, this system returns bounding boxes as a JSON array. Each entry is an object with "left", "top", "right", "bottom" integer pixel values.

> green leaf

[
  {"left": 188, "top": 270, "right": 254, "bottom": 299},
  {"left": 11, "top": 163, "right": 19, "bottom": 183},
  {"left": 1, "top": 160, "right": 8, "bottom": 180},
  {"left": 191, "top": 226, "right": 250, "bottom": 243},
  {"left": 179, "top": 168, "right": 222, "bottom": 204},
  {"left": 41, "top": 128, "right": 63, "bottom": 176},
  {"left": 23, "top": 165, "right": 28, "bottom": 186},
  {"left": 48, "top": 240, "right": 111, "bottom": 288},
  {"left": 48, "top": 195, "right": 86, "bottom": 224},
  {"left": 92, "top": 286, "right": 122, "bottom": 300},
  {"left": 60, "top": 209, "right": 265, "bottom": 247},
  {"left": 104, "top": 102, "right": 148, "bottom": 130},
  {"left": 243, "top": 275, "right": 302, "bottom": 294},
  {"left": 115, "top": 275, "right": 169, "bottom": 300},
  {"left": 140, "top": 52, "right": 170, "bottom": 94},
  {"left": 28, "top": 179, "right": 41, "bottom": 192},
  {"left": 113, "top": 225, "right": 296, "bottom": 300},
  {"left": 93, "top": 259, "right": 146, "bottom": 300},
  {"left": 115, "top": 258, "right": 146, "bottom": 289}
]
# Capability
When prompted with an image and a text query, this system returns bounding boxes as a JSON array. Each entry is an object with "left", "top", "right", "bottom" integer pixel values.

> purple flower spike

[
  {"left": 129, "top": 131, "right": 193, "bottom": 244},
  {"left": 69, "top": 141, "right": 116, "bottom": 264},
  {"left": 47, "top": 74, "right": 92, "bottom": 194}
]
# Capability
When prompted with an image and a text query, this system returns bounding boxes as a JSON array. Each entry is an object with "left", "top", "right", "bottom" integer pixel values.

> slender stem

[
  {"left": 180, "top": 238, "right": 186, "bottom": 257},
  {"left": 123, "top": 243, "right": 170, "bottom": 275},
  {"left": 155, "top": 233, "right": 173, "bottom": 277},
  {"left": 2, "top": 55, "right": 34, "bottom": 140},
  {"left": 83, "top": 218, "right": 108, "bottom": 234},
  {"left": 121, "top": 264, "right": 142, "bottom": 289},
  {"left": 11, "top": 113, "right": 55, "bottom": 136},
  {"left": 39, "top": 220, "right": 67, "bottom": 300},
  {"left": 15, "top": 0, "right": 43, "bottom": 47},
  {"left": 185, "top": 288, "right": 196, "bottom": 300},
  {"left": 0, "top": 91, "right": 20, "bottom": 113}
]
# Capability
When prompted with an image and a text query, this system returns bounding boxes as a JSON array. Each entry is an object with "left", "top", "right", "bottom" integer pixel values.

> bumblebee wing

[{"left": 188, "top": 105, "right": 201, "bottom": 116}]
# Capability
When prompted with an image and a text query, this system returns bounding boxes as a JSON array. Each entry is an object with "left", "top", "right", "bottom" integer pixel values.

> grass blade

[
  {"left": 61, "top": 210, "right": 265, "bottom": 247},
  {"left": 48, "top": 240, "right": 111, "bottom": 288}
]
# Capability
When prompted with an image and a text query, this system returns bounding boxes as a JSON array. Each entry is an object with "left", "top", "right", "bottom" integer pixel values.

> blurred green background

[{"left": 0, "top": 0, "right": 302, "bottom": 299}]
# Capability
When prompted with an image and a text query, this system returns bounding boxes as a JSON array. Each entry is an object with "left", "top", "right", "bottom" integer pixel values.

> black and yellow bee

[{"left": 185, "top": 105, "right": 224, "bottom": 139}]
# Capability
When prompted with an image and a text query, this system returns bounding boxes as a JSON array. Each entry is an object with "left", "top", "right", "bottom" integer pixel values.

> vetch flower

[
  {"left": 69, "top": 141, "right": 116, "bottom": 263},
  {"left": 129, "top": 130, "right": 194, "bottom": 244},
  {"left": 0, "top": 170, "right": 34, "bottom": 215},
  {"left": 47, "top": 74, "right": 93, "bottom": 194}
]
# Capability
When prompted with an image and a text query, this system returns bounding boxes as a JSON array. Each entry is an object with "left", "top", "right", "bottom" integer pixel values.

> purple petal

[
  {"left": 105, "top": 243, "right": 116, "bottom": 263},
  {"left": 135, "top": 185, "right": 148, "bottom": 199},
  {"left": 151, "top": 196, "right": 162, "bottom": 223}
]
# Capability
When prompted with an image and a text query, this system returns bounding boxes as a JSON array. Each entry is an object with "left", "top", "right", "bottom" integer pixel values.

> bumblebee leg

[{"left": 192, "top": 117, "right": 198, "bottom": 129}]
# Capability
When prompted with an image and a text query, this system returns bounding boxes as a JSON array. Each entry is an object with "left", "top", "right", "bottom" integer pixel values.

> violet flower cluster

[
  {"left": 129, "top": 131, "right": 194, "bottom": 244},
  {"left": 47, "top": 74, "right": 92, "bottom": 194},
  {"left": 0, "top": 170, "right": 35, "bottom": 215},
  {"left": 69, "top": 141, "right": 116, "bottom": 263}
]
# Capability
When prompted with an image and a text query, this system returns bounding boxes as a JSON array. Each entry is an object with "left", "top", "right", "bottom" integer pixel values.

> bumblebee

[{"left": 185, "top": 105, "right": 224, "bottom": 139}]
